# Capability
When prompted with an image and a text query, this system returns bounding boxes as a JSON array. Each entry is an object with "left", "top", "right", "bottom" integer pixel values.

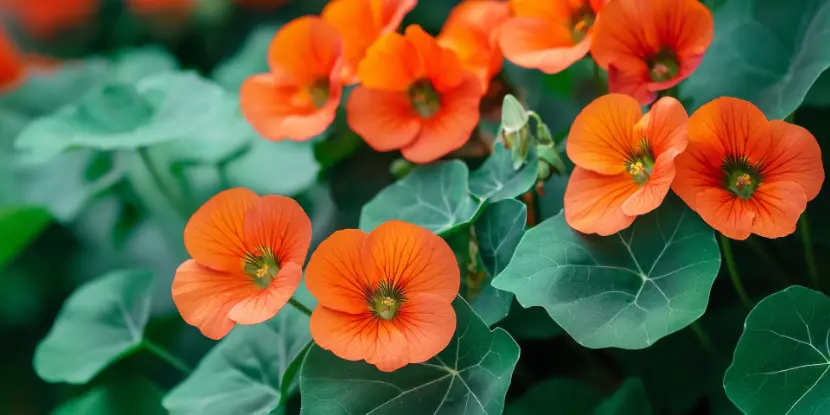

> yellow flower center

[
  {"left": 308, "top": 78, "right": 331, "bottom": 109},
  {"left": 649, "top": 48, "right": 679, "bottom": 82},
  {"left": 627, "top": 140, "right": 655, "bottom": 186},
  {"left": 570, "top": 5, "right": 595, "bottom": 43},
  {"left": 408, "top": 78, "right": 441, "bottom": 118},
  {"left": 244, "top": 248, "right": 280, "bottom": 289},
  {"left": 368, "top": 280, "right": 405, "bottom": 321},
  {"left": 723, "top": 155, "right": 761, "bottom": 200},
  {"left": 735, "top": 173, "right": 752, "bottom": 188}
]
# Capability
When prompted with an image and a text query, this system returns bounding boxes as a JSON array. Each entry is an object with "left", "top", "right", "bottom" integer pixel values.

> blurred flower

[
  {"left": 240, "top": 16, "right": 345, "bottom": 141},
  {"left": 323, "top": 0, "right": 416, "bottom": 85},
  {"left": 590, "top": 0, "right": 714, "bottom": 105},
  {"left": 3, "top": 0, "right": 97, "bottom": 39},
  {"left": 172, "top": 188, "right": 312, "bottom": 340},
  {"left": 564, "top": 93, "right": 688, "bottom": 235},
  {"left": 673, "top": 98, "right": 824, "bottom": 240},
  {"left": 348, "top": 25, "right": 483, "bottom": 163},
  {"left": 306, "top": 220, "right": 459, "bottom": 372},
  {"left": 0, "top": 29, "right": 25, "bottom": 92},
  {"left": 499, "top": 0, "right": 606, "bottom": 74},
  {"left": 437, "top": 0, "right": 511, "bottom": 91}
]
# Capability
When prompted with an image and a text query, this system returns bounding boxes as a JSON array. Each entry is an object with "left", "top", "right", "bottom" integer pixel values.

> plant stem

[
  {"left": 521, "top": 192, "right": 537, "bottom": 227},
  {"left": 288, "top": 297, "right": 313, "bottom": 316},
  {"left": 137, "top": 147, "right": 187, "bottom": 218},
  {"left": 690, "top": 322, "right": 715, "bottom": 354},
  {"left": 799, "top": 213, "right": 820, "bottom": 289},
  {"left": 592, "top": 62, "right": 605, "bottom": 96},
  {"left": 142, "top": 339, "right": 191, "bottom": 375},
  {"left": 719, "top": 234, "right": 753, "bottom": 309}
]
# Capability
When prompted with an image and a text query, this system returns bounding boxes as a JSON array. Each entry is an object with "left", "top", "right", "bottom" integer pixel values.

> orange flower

[
  {"left": 0, "top": 29, "right": 25, "bottom": 92},
  {"left": 306, "top": 220, "right": 459, "bottom": 372},
  {"left": 437, "top": 0, "right": 511, "bottom": 91},
  {"left": 564, "top": 93, "right": 688, "bottom": 235},
  {"left": 498, "top": 0, "right": 606, "bottom": 74},
  {"left": 240, "top": 16, "right": 345, "bottom": 142},
  {"left": 322, "top": 0, "right": 416, "bottom": 85},
  {"left": 673, "top": 98, "right": 824, "bottom": 240},
  {"left": 590, "top": 0, "right": 713, "bottom": 105},
  {"left": 172, "top": 188, "right": 312, "bottom": 340},
  {"left": 347, "top": 25, "right": 483, "bottom": 163},
  {"left": 6, "top": 0, "right": 97, "bottom": 39}
]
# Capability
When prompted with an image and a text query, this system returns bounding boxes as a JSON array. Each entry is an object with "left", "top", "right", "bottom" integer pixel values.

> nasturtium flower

[
  {"left": 499, "top": 0, "right": 606, "bottom": 75},
  {"left": 240, "top": 16, "right": 345, "bottom": 142},
  {"left": 4, "top": 0, "right": 97, "bottom": 39},
  {"left": 322, "top": 0, "right": 417, "bottom": 85},
  {"left": 172, "top": 188, "right": 312, "bottom": 340},
  {"left": 306, "top": 220, "right": 460, "bottom": 372},
  {"left": 590, "top": 0, "right": 714, "bottom": 105},
  {"left": 437, "top": 0, "right": 511, "bottom": 91},
  {"left": 348, "top": 25, "right": 483, "bottom": 164},
  {"left": 564, "top": 93, "right": 688, "bottom": 235},
  {"left": 673, "top": 98, "right": 824, "bottom": 240},
  {"left": 0, "top": 30, "right": 25, "bottom": 92}
]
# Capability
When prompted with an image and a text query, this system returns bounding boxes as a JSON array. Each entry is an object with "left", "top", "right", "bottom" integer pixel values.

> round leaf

[
  {"left": 224, "top": 139, "right": 320, "bottom": 197},
  {"left": 52, "top": 379, "right": 165, "bottom": 415},
  {"left": 299, "top": 296, "right": 520, "bottom": 415},
  {"left": 34, "top": 270, "right": 154, "bottom": 384},
  {"left": 594, "top": 378, "right": 652, "bottom": 415},
  {"left": 506, "top": 378, "right": 601, "bottom": 415},
  {"left": 492, "top": 194, "right": 721, "bottom": 349},
  {"left": 724, "top": 286, "right": 830, "bottom": 415},
  {"left": 469, "top": 142, "right": 538, "bottom": 203},
  {"left": 0, "top": 206, "right": 51, "bottom": 268}
]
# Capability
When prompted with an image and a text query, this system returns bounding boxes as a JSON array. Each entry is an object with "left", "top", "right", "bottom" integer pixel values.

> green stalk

[
  {"left": 143, "top": 339, "right": 191, "bottom": 375},
  {"left": 288, "top": 298, "right": 313, "bottom": 316},
  {"left": 137, "top": 147, "right": 188, "bottom": 218},
  {"left": 690, "top": 322, "right": 715, "bottom": 354},
  {"left": 719, "top": 234, "right": 753, "bottom": 309}
]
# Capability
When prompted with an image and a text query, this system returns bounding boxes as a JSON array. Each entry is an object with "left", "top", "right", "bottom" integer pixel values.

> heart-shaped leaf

[
  {"left": 34, "top": 270, "right": 154, "bottom": 384},
  {"left": 724, "top": 285, "right": 830, "bottom": 415},
  {"left": 360, "top": 161, "right": 483, "bottom": 235},
  {"left": 163, "top": 302, "right": 312, "bottom": 415},
  {"left": 52, "top": 379, "right": 165, "bottom": 415},
  {"left": 682, "top": 0, "right": 830, "bottom": 119},
  {"left": 492, "top": 194, "right": 721, "bottom": 349},
  {"left": 224, "top": 139, "right": 320, "bottom": 197},
  {"left": 299, "top": 296, "right": 520, "bottom": 415},
  {"left": 469, "top": 143, "right": 538, "bottom": 203},
  {"left": 0, "top": 206, "right": 51, "bottom": 268},
  {"left": 506, "top": 377, "right": 651, "bottom": 415},
  {"left": 594, "top": 379, "right": 651, "bottom": 415}
]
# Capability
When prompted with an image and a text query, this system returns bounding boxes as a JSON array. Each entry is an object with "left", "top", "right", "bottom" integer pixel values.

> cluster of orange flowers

[{"left": 172, "top": 188, "right": 459, "bottom": 372}]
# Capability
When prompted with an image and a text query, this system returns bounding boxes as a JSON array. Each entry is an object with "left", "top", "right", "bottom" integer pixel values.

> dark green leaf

[
  {"left": 724, "top": 285, "right": 830, "bottom": 415},
  {"left": 469, "top": 143, "right": 538, "bottom": 202},
  {"left": 506, "top": 378, "right": 601, "bottom": 415},
  {"left": 804, "top": 70, "right": 830, "bottom": 107},
  {"left": 499, "top": 301, "right": 563, "bottom": 340},
  {"left": 492, "top": 194, "right": 721, "bottom": 349},
  {"left": 0, "top": 206, "right": 51, "bottom": 268},
  {"left": 360, "top": 161, "right": 483, "bottom": 235},
  {"left": 299, "top": 296, "right": 520, "bottom": 415},
  {"left": 34, "top": 270, "right": 154, "bottom": 384},
  {"left": 52, "top": 379, "right": 165, "bottom": 415},
  {"left": 594, "top": 379, "right": 651, "bottom": 415}
]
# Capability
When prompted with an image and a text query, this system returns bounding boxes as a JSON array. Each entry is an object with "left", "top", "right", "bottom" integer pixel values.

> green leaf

[
  {"left": 163, "top": 304, "right": 312, "bottom": 415},
  {"left": 0, "top": 206, "right": 51, "bottom": 268},
  {"left": 724, "top": 285, "right": 830, "bottom": 415},
  {"left": 360, "top": 161, "right": 483, "bottom": 235},
  {"left": 506, "top": 378, "right": 601, "bottom": 415},
  {"left": 52, "top": 379, "right": 165, "bottom": 415},
  {"left": 299, "top": 296, "right": 520, "bottom": 415},
  {"left": 34, "top": 270, "right": 154, "bottom": 384},
  {"left": 594, "top": 379, "right": 651, "bottom": 415},
  {"left": 804, "top": 70, "right": 830, "bottom": 107},
  {"left": 15, "top": 71, "right": 230, "bottom": 163},
  {"left": 224, "top": 139, "right": 320, "bottom": 197},
  {"left": 492, "top": 193, "right": 721, "bottom": 349},
  {"left": 212, "top": 25, "right": 279, "bottom": 91},
  {"left": 499, "top": 301, "right": 563, "bottom": 340},
  {"left": 469, "top": 142, "right": 538, "bottom": 202},
  {"left": 682, "top": 0, "right": 830, "bottom": 119}
]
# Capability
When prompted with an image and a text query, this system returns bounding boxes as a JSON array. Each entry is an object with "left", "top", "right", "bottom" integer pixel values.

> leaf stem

[
  {"left": 719, "top": 234, "right": 753, "bottom": 309},
  {"left": 137, "top": 147, "right": 188, "bottom": 218},
  {"left": 799, "top": 213, "right": 820, "bottom": 289},
  {"left": 521, "top": 192, "right": 537, "bottom": 227},
  {"left": 690, "top": 322, "right": 715, "bottom": 354},
  {"left": 142, "top": 339, "right": 191, "bottom": 375},
  {"left": 288, "top": 297, "right": 313, "bottom": 316}
]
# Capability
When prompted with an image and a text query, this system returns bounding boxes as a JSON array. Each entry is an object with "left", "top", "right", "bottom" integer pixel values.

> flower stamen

[
  {"left": 244, "top": 248, "right": 280, "bottom": 289},
  {"left": 367, "top": 280, "right": 406, "bottom": 320},
  {"left": 408, "top": 78, "right": 441, "bottom": 118}
]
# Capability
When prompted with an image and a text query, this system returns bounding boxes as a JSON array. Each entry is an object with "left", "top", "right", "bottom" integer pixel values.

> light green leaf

[
  {"left": 299, "top": 296, "right": 520, "bottom": 415},
  {"left": 52, "top": 379, "right": 165, "bottom": 415},
  {"left": 506, "top": 378, "right": 601, "bottom": 415},
  {"left": 152, "top": 103, "right": 252, "bottom": 166},
  {"left": 163, "top": 304, "right": 312, "bottom": 415},
  {"left": 469, "top": 143, "right": 538, "bottom": 202},
  {"left": 682, "top": 0, "right": 830, "bottom": 119},
  {"left": 724, "top": 285, "right": 830, "bottom": 415},
  {"left": 108, "top": 46, "right": 177, "bottom": 83},
  {"left": 212, "top": 25, "right": 279, "bottom": 91},
  {"left": 0, "top": 206, "right": 51, "bottom": 268},
  {"left": 360, "top": 161, "right": 483, "bottom": 235},
  {"left": 224, "top": 138, "right": 320, "bottom": 196},
  {"left": 492, "top": 194, "right": 721, "bottom": 349},
  {"left": 594, "top": 379, "right": 651, "bottom": 415},
  {"left": 34, "top": 270, "right": 154, "bottom": 384}
]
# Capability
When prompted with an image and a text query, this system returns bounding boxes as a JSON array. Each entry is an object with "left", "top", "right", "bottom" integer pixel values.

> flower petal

[
  {"left": 687, "top": 97, "right": 769, "bottom": 159},
  {"left": 567, "top": 93, "right": 642, "bottom": 175},
  {"left": 306, "top": 229, "right": 372, "bottom": 314},
  {"left": 322, "top": 0, "right": 379, "bottom": 84},
  {"left": 171, "top": 260, "right": 256, "bottom": 340},
  {"left": 607, "top": 65, "right": 654, "bottom": 105},
  {"left": 227, "top": 262, "right": 303, "bottom": 325},
  {"left": 653, "top": 0, "right": 714, "bottom": 61},
  {"left": 243, "top": 195, "right": 312, "bottom": 266},
  {"left": 267, "top": 16, "right": 343, "bottom": 85},
  {"left": 184, "top": 188, "right": 258, "bottom": 272},
  {"left": 564, "top": 166, "right": 638, "bottom": 235},
  {"left": 636, "top": 96, "right": 688, "bottom": 157},
  {"left": 499, "top": 17, "right": 590, "bottom": 75},
  {"left": 362, "top": 220, "right": 460, "bottom": 302},
  {"left": 694, "top": 188, "right": 755, "bottom": 240},
  {"left": 758, "top": 121, "right": 824, "bottom": 201},
  {"left": 590, "top": 0, "right": 658, "bottom": 72},
  {"left": 621, "top": 151, "right": 678, "bottom": 216},
  {"left": 392, "top": 293, "right": 456, "bottom": 364},
  {"left": 358, "top": 31, "right": 420, "bottom": 91},
  {"left": 405, "top": 25, "right": 466, "bottom": 92},
  {"left": 346, "top": 86, "right": 421, "bottom": 151},
  {"left": 746, "top": 181, "right": 808, "bottom": 239},
  {"left": 672, "top": 141, "right": 723, "bottom": 212}
]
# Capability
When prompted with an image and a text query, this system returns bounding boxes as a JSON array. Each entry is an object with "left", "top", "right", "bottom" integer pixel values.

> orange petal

[
  {"left": 564, "top": 166, "right": 637, "bottom": 235},
  {"left": 240, "top": 73, "right": 341, "bottom": 142},
  {"left": 401, "top": 74, "right": 482, "bottom": 163},
  {"left": 362, "top": 220, "right": 460, "bottom": 302},
  {"left": 653, "top": 0, "right": 714, "bottom": 61},
  {"left": 227, "top": 261, "right": 303, "bottom": 324},
  {"left": 621, "top": 151, "right": 678, "bottom": 216},
  {"left": 746, "top": 182, "right": 807, "bottom": 239},
  {"left": 607, "top": 65, "right": 654, "bottom": 106},
  {"left": 510, "top": 0, "right": 572, "bottom": 21},
  {"left": 405, "top": 25, "right": 466, "bottom": 92},
  {"left": 310, "top": 306, "right": 409, "bottom": 372},
  {"left": 671, "top": 142, "right": 724, "bottom": 212},
  {"left": 392, "top": 293, "right": 456, "bottom": 364},
  {"left": 267, "top": 16, "right": 343, "bottom": 85},
  {"left": 184, "top": 188, "right": 258, "bottom": 272},
  {"left": 636, "top": 96, "right": 688, "bottom": 157},
  {"left": 758, "top": 121, "right": 824, "bottom": 201},
  {"left": 171, "top": 260, "right": 256, "bottom": 340},
  {"left": 590, "top": 0, "right": 658, "bottom": 72},
  {"left": 306, "top": 229, "right": 372, "bottom": 314},
  {"left": 322, "top": 0, "right": 378, "bottom": 84},
  {"left": 687, "top": 97, "right": 769, "bottom": 158},
  {"left": 694, "top": 188, "right": 755, "bottom": 240},
  {"left": 0, "top": 30, "right": 25, "bottom": 92},
  {"left": 243, "top": 195, "right": 312, "bottom": 267},
  {"left": 357, "top": 31, "right": 421, "bottom": 91},
  {"left": 499, "top": 17, "right": 590, "bottom": 75},
  {"left": 566, "top": 93, "right": 642, "bottom": 175},
  {"left": 347, "top": 86, "right": 421, "bottom": 151}
]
